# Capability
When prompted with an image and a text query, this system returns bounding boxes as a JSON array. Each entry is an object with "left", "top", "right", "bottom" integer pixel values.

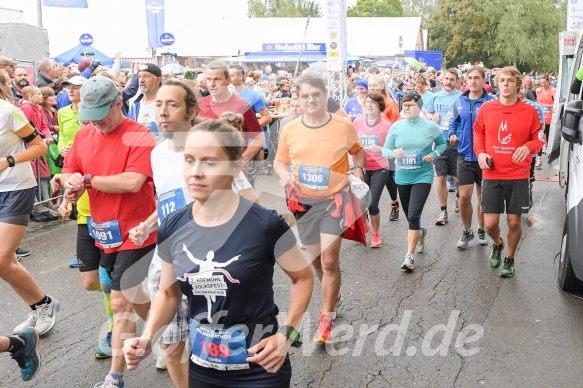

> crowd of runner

[{"left": 0, "top": 55, "right": 551, "bottom": 387}]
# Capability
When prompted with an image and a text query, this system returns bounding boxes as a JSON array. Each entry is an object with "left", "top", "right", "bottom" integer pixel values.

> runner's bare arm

[
  {"left": 273, "top": 160, "right": 294, "bottom": 188},
  {"left": 124, "top": 260, "right": 182, "bottom": 370},
  {"left": 242, "top": 131, "right": 265, "bottom": 160},
  {"left": 128, "top": 209, "right": 159, "bottom": 246},
  {"left": 0, "top": 124, "right": 48, "bottom": 173},
  {"left": 91, "top": 172, "right": 149, "bottom": 194},
  {"left": 247, "top": 245, "right": 313, "bottom": 372},
  {"left": 257, "top": 107, "right": 272, "bottom": 128}
]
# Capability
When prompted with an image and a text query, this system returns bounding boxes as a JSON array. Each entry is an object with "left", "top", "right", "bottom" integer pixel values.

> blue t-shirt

[
  {"left": 427, "top": 90, "right": 462, "bottom": 140},
  {"left": 157, "top": 198, "right": 296, "bottom": 387},
  {"left": 421, "top": 90, "right": 434, "bottom": 111},
  {"left": 382, "top": 117, "right": 446, "bottom": 185},
  {"left": 238, "top": 87, "right": 267, "bottom": 115},
  {"left": 344, "top": 97, "right": 363, "bottom": 121}
]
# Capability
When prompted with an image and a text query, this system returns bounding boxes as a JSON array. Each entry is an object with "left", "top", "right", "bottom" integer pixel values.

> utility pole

[{"left": 37, "top": 0, "right": 43, "bottom": 28}]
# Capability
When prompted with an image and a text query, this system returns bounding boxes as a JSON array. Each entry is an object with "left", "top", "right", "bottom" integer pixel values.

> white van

[{"left": 548, "top": 31, "right": 583, "bottom": 292}]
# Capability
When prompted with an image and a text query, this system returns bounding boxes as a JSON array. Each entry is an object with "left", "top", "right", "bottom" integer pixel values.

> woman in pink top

[
  {"left": 353, "top": 92, "right": 392, "bottom": 248},
  {"left": 19, "top": 86, "right": 54, "bottom": 206}
]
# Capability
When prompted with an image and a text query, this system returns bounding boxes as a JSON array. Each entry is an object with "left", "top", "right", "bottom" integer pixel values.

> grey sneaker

[
  {"left": 435, "top": 210, "right": 448, "bottom": 225},
  {"left": 401, "top": 253, "right": 415, "bottom": 271},
  {"left": 477, "top": 227, "right": 488, "bottom": 246},
  {"left": 34, "top": 296, "right": 61, "bottom": 336},
  {"left": 93, "top": 374, "right": 124, "bottom": 388},
  {"left": 454, "top": 196, "right": 460, "bottom": 213},
  {"left": 457, "top": 228, "right": 475, "bottom": 249},
  {"left": 155, "top": 343, "right": 167, "bottom": 371},
  {"left": 13, "top": 312, "right": 37, "bottom": 335},
  {"left": 416, "top": 227, "right": 427, "bottom": 253}
]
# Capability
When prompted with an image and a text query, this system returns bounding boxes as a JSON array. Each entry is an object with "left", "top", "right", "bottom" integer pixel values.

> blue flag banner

[
  {"left": 145, "top": 0, "right": 165, "bottom": 48},
  {"left": 43, "top": 0, "right": 88, "bottom": 7}
]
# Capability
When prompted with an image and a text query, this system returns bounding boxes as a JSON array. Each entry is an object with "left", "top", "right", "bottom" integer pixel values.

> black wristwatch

[
  {"left": 6, "top": 155, "right": 15, "bottom": 167},
  {"left": 84, "top": 174, "right": 93, "bottom": 189},
  {"left": 354, "top": 165, "right": 365, "bottom": 174},
  {"left": 279, "top": 325, "right": 302, "bottom": 347}
]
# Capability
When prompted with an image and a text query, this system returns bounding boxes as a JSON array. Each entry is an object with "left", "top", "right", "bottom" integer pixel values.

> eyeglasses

[{"left": 402, "top": 104, "right": 418, "bottom": 109}]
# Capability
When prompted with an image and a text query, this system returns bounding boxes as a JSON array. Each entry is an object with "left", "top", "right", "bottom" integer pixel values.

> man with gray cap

[
  {"left": 58, "top": 77, "right": 157, "bottom": 388},
  {"left": 128, "top": 63, "right": 162, "bottom": 136}
]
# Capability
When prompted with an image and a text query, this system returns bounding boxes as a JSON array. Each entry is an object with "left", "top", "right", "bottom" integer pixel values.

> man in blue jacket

[{"left": 448, "top": 66, "right": 495, "bottom": 249}]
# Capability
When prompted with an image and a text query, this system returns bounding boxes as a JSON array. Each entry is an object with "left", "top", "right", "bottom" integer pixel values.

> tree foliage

[
  {"left": 426, "top": 0, "right": 567, "bottom": 71},
  {"left": 247, "top": 0, "right": 321, "bottom": 17},
  {"left": 347, "top": 0, "right": 403, "bottom": 17},
  {"left": 401, "top": 0, "right": 436, "bottom": 21}
]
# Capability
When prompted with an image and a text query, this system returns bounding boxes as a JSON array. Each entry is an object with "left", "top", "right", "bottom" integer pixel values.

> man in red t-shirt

[
  {"left": 198, "top": 60, "right": 264, "bottom": 163},
  {"left": 60, "top": 77, "right": 157, "bottom": 388},
  {"left": 473, "top": 66, "right": 543, "bottom": 279}
]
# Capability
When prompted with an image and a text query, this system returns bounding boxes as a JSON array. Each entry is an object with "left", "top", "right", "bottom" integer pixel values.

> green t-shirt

[
  {"left": 382, "top": 117, "right": 446, "bottom": 185},
  {"left": 57, "top": 104, "right": 81, "bottom": 152}
]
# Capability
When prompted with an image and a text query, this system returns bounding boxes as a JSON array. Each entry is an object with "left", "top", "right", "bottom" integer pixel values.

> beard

[{"left": 17, "top": 79, "right": 29, "bottom": 88}]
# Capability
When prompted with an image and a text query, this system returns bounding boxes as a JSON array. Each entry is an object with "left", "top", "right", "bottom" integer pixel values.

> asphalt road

[{"left": 2, "top": 162, "right": 583, "bottom": 388}]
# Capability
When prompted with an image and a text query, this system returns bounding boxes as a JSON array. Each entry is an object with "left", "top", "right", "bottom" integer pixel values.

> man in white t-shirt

[
  {"left": 128, "top": 79, "right": 255, "bottom": 387},
  {"left": 127, "top": 63, "right": 162, "bottom": 136}
]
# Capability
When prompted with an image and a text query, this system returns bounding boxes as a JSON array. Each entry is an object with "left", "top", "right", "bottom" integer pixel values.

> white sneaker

[
  {"left": 13, "top": 311, "right": 36, "bottom": 334},
  {"left": 93, "top": 374, "right": 122, "bottom": 388},
  {"left": 34, "top": 296, "right": 61, "bottom": 336},
  {"left": 401, "top": 253, "right": 415, "bottom": 271},
  {"left": 154, "top": 343, "right": 167, "bottom": 371}
]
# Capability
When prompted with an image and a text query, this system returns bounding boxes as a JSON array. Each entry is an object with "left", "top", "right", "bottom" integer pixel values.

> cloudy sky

[{"left": 0, "top": 0, "right": 358, "bottom": 57}]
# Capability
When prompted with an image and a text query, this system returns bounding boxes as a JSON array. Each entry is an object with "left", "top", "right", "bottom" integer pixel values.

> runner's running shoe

[
  {"left": 489, "top": 239, "right": 505, "bottom": 269},
  {"left": 435, "top": 210, "right": 448, "bottom": 225},
  {"left": 15, "top": 248, "right": 31, "bottom": 261},
  {"left": 477, "top": 227, "right": 488, "bottom": 246},
  {"left": 314, "top": 316, "right": 334, "bottom": 344},
  {"left": 35, "top": 297, "right": 60, "bottom": 336},
  {"left": 389, "top": 203, "right": 400, "bottom": 221},
  {"left": 499, "top": 258, "right": 515, "bottom": 278},
  {"left": 10, "top": 328, "right": 40, "bottom": 382},
  {"left": 401, "top": 253, "right": 415, "bottom": 271},
  {"left": 95, "top": 332, "right": 112, "bottom": 359},
  {"left": 94, "top": 374, "right": 124, "bottom": 388},
  {"left": 370, "top": 232, "right": 382, "bottom": 248},
  {"left": 457, "top": 229, "right": 474, "bottom": 249}
]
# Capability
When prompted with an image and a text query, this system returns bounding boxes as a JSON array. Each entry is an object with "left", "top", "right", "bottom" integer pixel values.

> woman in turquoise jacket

[{"left": 382, "top": 91, "right": 446, "bottom": 271}]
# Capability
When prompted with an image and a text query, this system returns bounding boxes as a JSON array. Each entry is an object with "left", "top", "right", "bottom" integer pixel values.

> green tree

[
  {"left": 426, "top": 0, "right": 566, "bottom": 71},
  {"left": 347, "top": 0, "right": 403, "bottom": 17},
  {"left": 401, "top": 0, "right": 436, "bottom": 21},
  {"left": 247, "top": 0, "right": 321, "bottom": 17}
]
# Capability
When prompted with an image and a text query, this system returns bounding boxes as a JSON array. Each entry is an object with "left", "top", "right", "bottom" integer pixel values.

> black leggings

[
  {"left": 364, "top": 168, "right": 390, "bottom": 216},
  {"left": 385, "top": 170, "right": 398, "bottom": 202},
  {"left": 397, "top": 183, "right": 432, "bottom": 230}
]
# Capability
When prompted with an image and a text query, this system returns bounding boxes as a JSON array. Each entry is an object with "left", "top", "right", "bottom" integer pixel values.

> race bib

[
  {"left": 190, "top": 321, "right": 250, "bottom": 371},
  {"left": 358, "top": 134, "right": 380, "bottom": 148},
  {"left": 158, "top": 189, "right": 186, "bottom": 222},
  {"left": 298, "top": 165, "right": 330, "bottom": 190},
  {"left": 87, "top": 217, "right": 123, "bottom": 248},
  {"left": 398, "top": 152, "right": 422, "bottom": 170}
]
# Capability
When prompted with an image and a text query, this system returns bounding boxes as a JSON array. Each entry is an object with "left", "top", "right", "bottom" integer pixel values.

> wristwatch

[
  {"left": 354, "top": 165, "right": 365, "bottom": 174},
  {"left": 6, "top": 155, "right": 15, "bottom": 167},
  {"left": 279, "top": 325, "right": 302, "bottom": 347},
  {"left": 84, "top": 174, "right": 93, "bottom": 189}
]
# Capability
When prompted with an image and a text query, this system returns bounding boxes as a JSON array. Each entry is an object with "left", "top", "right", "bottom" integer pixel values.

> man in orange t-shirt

[
  {"left": 473, "top": 66, "right": 543, "bottom": 279},
  {"left": 274, "top": 72, "right": 366, "bottom": 345}
]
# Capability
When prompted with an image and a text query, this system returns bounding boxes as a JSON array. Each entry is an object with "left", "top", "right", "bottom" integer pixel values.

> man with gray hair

[
  {"left": 59, "top": 77, "right": 157, "bottom": 388},
  {"left": 198, "top": 60, "right": 264, "bottom": 164},
  {"left": 34, "top": 58, "right": 57, "bottom": 88},
  {"left": 196, "top": 72, "right": 209, "bottom": 97}
]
